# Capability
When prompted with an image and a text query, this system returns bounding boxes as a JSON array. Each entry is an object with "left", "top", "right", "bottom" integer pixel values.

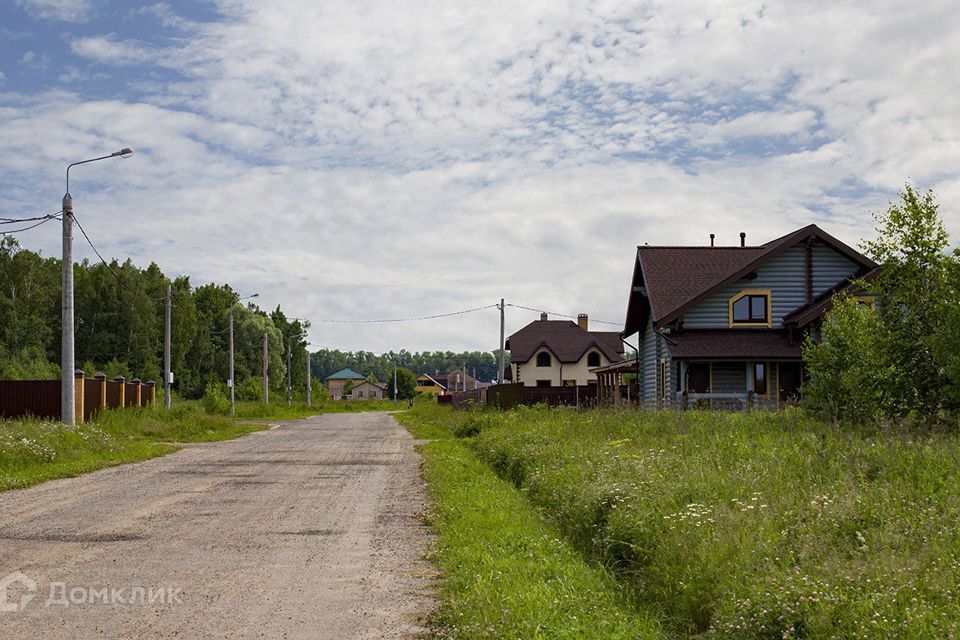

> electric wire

[
  {"left": 0, "top": 210, "right": 64, "bottom": 224},
  {"left": 505, "top": 303, "right": 621, "bottom": 326},
  {"left": 72, "top": 213, "right": 125, "bottom": 284},
  {"left": 312, "top": 303, "right": 499, "bottom": 324},
  {"left": 0, "top": 214, "right": 61, "bottom": 236}
]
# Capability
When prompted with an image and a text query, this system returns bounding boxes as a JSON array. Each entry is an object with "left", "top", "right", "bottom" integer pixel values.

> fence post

[
  {"left": 747, "top": 390, "right": 754, "bottom": 412},
  {"left": 74, "top": 369, "right": 85, "bottom": 424},
  {"left": 146, "top": 381, "right": 156, "bottom": 407},
  {"left": 94, "top": 372, "right": 107, "bottom": 415},
  {"left": 131, "top": 378, "right": 142, "bottom": 407},
  {"left": 114, "top": 376, "right": 126, "bottom": 408}
]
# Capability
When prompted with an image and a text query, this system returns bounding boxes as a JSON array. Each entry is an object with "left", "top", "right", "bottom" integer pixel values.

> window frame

[
  {"left": 752, "top": 362, "right": 768, "bottom": 397},
  {"left": 728, "top": 289, "right": 772, "bottom": 327},
  {"left": 586, "top": 351, "right": 601, "bottom": 367},
  {"left": 536, "top": 351, "right": 552, "bottom": 367}
]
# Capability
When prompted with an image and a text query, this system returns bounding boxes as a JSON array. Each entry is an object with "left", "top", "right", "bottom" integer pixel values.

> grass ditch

[
  {"left": 400, "top": 403, "right": 662, "bottom": 639},
  {"left": 406, "top": 402, "right": 960, "bottom": 639}
]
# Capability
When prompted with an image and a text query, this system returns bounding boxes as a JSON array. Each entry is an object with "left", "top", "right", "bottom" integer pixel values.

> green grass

[
  {"left": 400, "top": 403, "right": 663, "bottom": 639},
  {"left": 406, "top": 403, "right": 960, "bottom": 639},
  {"left": 0, "top": 405, "right": 266, "bottom": 492}
]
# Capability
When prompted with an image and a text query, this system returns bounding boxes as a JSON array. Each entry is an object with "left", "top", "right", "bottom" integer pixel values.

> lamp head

[{"left": 113, "top": 148, "right": 134, "bottom": 159}]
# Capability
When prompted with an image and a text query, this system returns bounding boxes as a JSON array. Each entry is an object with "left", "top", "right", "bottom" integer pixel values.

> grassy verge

[
  {"left": 230, "top": 399, "right": 398, "bottom": 420},
  {"left": 416, "top": 404, "right": 960, "bottom": 638},
  {"left": 400, "top": 403, "right": 662, "bottom": 639},
  {"left": 0, "top": 405, "right": 266, "bottom": 492}
]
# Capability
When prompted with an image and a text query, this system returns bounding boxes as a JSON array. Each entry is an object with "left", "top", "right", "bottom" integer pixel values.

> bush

[
  {"left": 235, "top": 377, "right": 263, "bottom": 401},
  {"left": 202, "top": 382, "right": 230, "bottom": 415}
]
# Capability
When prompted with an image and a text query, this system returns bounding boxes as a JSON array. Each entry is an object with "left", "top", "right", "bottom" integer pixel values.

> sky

[{"left": 1, "top": 0, "right": 959, "bottom": 354}]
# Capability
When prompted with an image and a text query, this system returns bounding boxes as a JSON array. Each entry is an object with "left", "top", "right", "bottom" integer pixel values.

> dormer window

[
  {"left": 587, "top": 351, "right": 601, "bottom": 367},
  {"left": 729, "top": 290, "right": 771, "bottom": 327},
  {"left": 536, "top": 352, "right": 551, "bottom": 367}
]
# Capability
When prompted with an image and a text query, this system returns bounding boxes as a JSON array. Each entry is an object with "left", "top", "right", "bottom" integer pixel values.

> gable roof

[
  {"left": 325, "top": 368, "right": 367, "bottom": 381},
  {"left": 782, "top": 266, "right": 882, "bottom": 327},
  {"left": 506, "top": 320, "right": 624, "bottom": 364},
  {"left": 625, "top": 224, "right": 878, "bottom": 334}
]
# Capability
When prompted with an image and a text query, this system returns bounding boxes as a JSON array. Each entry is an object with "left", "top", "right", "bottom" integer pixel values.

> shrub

[{"left": 202, "top": 382, "right": 230, "bottom": 415}]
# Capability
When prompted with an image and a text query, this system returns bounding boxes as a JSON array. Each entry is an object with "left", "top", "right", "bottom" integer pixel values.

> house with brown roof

[
  {"left": 623, "top": 225, "right": 878, "bottom": 407},
  {"left": 506, "top": 313, "right": 624, "bottom": 387}
]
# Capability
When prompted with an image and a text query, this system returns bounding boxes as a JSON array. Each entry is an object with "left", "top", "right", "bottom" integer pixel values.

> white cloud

[
  {"left": 1, "top": 0, "right": 960, "bottom": 353},
  {"left": 16, "top": 0, "right": 91, "bottom": 22}
]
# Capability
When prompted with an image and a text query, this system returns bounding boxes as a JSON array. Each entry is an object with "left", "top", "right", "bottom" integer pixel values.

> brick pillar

[
  {"left": 146, "top": 381, "right": 156, "bottom": 407},
  {"left": 131, "top": 378, "right": 142, "bottom": 407},
  {"left": 94, "top": 372, "right": 107, "bottom": 414},
  {"left": 74, "top": 369, "right": 85, "bottom": 425},
  {"left": 114, "top": 376, "right": 126, "bottom": 408}
]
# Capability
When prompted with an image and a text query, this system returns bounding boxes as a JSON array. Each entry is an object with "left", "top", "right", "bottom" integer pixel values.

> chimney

[
  {"left": 740, "top": 232, "right": 746, "bottom": 247},
  {"left": 540, "top": 312, "right": 548, "bottom": 321},
  {"left": 577, "top": 314, "right": 588, "bottom": 331},
  {"left": 710, "top": 233, "right": 715, "bottom": 247}
]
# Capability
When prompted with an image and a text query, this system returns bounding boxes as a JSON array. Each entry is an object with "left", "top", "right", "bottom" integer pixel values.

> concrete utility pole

[
  {"left": 228, "top": 309, "right": 235, "bottom": 416},
  {"left": 61, "top": 147, "right": 132, "bottom": 425},
  {"left": 164, "top": 284, "right": 172, "bottom": 410},
  {"left": 287, "top": 336, "right": 292, "bottom": 406},
  {"left": 306, "top": 350, "right": 312, "bottom": 407},
  {"left": 498, "top": 298, "right": 505, "bottom": 385},
  {"left": 262, "top": 331, "right": 269, "bottom": 404},
  {"left": 393, "top": 358, "right": 398, "bottom": 403}
]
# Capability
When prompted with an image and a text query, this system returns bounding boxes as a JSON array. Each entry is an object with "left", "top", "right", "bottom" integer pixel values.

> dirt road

[{"left": 0, "top": 412, "right": 434, "bottom": 638}]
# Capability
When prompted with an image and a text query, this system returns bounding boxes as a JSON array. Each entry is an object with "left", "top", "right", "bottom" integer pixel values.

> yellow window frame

[{"left": 729, "top": 289, "right": 772, "bottom": 328}]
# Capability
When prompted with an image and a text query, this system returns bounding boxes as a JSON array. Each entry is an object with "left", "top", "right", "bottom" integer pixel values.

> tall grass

[
  {"left": 416, "top": 404, "right": 960, "bottom": 638},
  {"left": 0, "top": 405, "right": 265, "bottom": 491}
]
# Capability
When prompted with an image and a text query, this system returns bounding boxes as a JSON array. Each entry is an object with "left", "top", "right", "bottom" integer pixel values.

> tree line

[
  {"left": 309, "top": 349, "right": 508, "bottom": 387},
  {"left": 0, "top": 236, "right": 308, "bottom": 400}
]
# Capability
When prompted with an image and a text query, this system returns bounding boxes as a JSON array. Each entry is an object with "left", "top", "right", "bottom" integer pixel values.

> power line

[
  {"left": 0, "top": 210, "right": 64, "bottom": 224},
  {"left": 506, "top": 303, "right": 621, "bottom": 326},
  {"left": 0, "top": 214, "right": 61, "bottom": 236},
  {"left": 312, "top": 303, "right": 499, "bottom": 324},
  {"left": 72, "top": 213, "right": 124, "bottom": 284}
]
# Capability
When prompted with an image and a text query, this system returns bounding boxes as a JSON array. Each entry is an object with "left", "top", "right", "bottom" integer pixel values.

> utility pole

[
  {"left": 60, "top": 147, "right": 133, "bottom": 425},
  {"left": 164, "top": 284, "right": 171, "bottom": 410},
  {"left": 498, "top": 298, "right": 505, "bottom": 385},
  {"left": 262, "top": 331, "right": 269, "bottom": 404},
  {"left": 61, "top": 190, "right": 75, "bottom": 425},
  {"left": 286, "top": 336, "right": 292, "bottom": 406},
  {"left": 306, "top": 350, "right": 312, "bottom": 406},
  {"left": 228, "top": 308, "right": 235, "bottom": 416},
  {"left": 393, "top": 358, "right": 398, "bottom": 403}
]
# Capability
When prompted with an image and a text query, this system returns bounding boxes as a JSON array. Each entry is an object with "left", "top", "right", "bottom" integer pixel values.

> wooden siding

[{"left": 680, "top": 242, "right": 860, "bottom": 329}]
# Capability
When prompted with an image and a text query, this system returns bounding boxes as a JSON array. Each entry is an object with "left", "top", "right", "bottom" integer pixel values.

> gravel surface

[{"left": 0, "top": 412, "right": 435, "bottom": 638}]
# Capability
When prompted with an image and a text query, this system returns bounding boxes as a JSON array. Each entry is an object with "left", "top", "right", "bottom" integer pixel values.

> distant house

[
  {"left": 349, "top": 380, "right": 385, "bottom": 400},
  {"left": 623, "top": 225, "right": 878, "bottom": 408},
  {"left": 325, "top": 368, "right": 368, "bottom": 400},
  {"left": 415, "top": 374, "right": 446, "bottom": 396},
  {"left": 506, "top": 313, "right": 624, "bottom": 387}
]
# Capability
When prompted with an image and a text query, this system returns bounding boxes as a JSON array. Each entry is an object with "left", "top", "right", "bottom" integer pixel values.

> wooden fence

[
  {"left": 0, "top": 370, "right": 155, "bottom": 423},
  {"left": 449, "top": 383, "right": 599, "bottom": 411}
]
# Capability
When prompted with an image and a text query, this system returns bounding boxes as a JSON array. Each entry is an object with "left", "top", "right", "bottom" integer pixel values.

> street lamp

[
  {"left": 229, "top": 292, "right": 259, "bottom": 416},
  {"left": 61, "top": 148, "right": 133, "bottom": 425}
]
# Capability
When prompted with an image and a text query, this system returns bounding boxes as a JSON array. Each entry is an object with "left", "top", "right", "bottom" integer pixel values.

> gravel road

[{"left": 0, "top": 412, "right": 435, "bottom": 638}]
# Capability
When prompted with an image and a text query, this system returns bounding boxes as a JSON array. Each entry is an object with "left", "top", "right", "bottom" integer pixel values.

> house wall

[
  {"left": 681, "top": 242, "right": 861, "bottom": 329},
  {"left": 511, "top": 347, "right": 614, "bottom": 387},
  {"left": 350, "top": 382, "right": 383, "bottom": 400},
  {"left": 327, "top": 378, "right": 365, "bottom": 400},
  {"left": 639, "top": 317, "right": 674, "bottom": 406}
]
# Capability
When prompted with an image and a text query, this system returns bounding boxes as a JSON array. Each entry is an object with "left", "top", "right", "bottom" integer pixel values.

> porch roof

[{"left": 665, "top": 329, "right": 802, "bottom": 360}]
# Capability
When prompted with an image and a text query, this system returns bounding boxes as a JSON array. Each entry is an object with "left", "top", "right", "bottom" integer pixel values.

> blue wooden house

[{"left": 622, "top": 225, "right": 878, "bottom": 408}]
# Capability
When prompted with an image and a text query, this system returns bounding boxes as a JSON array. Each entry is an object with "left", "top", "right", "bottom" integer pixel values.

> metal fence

[
  {"left": 449, "top": 383, "right": 600, "bottom": 411},
  {"left": 0, "top": 371, "right": 155, "bottom": 423}
]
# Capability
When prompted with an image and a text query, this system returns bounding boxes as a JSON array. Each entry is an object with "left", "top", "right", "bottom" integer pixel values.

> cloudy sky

[{"left": 1, "top": 0, "right": 958, "bottom": 353}]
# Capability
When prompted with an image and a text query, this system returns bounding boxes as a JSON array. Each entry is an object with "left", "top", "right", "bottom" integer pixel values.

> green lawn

[
  {"left": 404, "top": 402, "right": 960, "bottom": 639},
  {"left": 400, "top": 403, "right": 662, "bottom": 639}
]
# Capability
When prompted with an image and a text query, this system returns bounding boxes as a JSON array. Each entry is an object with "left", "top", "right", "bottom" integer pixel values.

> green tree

[{"left": 387, "top": 367, "right": 417, "bottom": 400}]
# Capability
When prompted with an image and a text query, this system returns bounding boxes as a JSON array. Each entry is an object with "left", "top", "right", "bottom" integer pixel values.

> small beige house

[
  {"left": 325, "top": 368, "right": 368, "bottom": 400},
  {"left": 349, "top": 380, "right": 385, "bottom": 400}
]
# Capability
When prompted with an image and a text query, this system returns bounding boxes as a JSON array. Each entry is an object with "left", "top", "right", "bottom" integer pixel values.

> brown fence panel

[
  {"left": 105, "top": 381, "right": 122, "bottom": 409},
  {"left": 140, "top": 384, "right": 151, "bottom": 407},
  {"left": 83, "top": 378, "right": 102, "bottom": 421},
  {"left": 486, "top": 383, "right": 524, "bottom": 410},
  {"left": 0, "top": 380, "right": 61, "bottom": 420},
  {"left": 124, "top": 383, "right": 138, "bottom": 407},
  {"left": 450, "top": 388, "right": 485, "bottom": 410},
  {"left": 523, "top": 386, "right": 597, "bottom": 407},
  {"left": 437, "top": 395, "right": 453, "bottom": 406}
]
